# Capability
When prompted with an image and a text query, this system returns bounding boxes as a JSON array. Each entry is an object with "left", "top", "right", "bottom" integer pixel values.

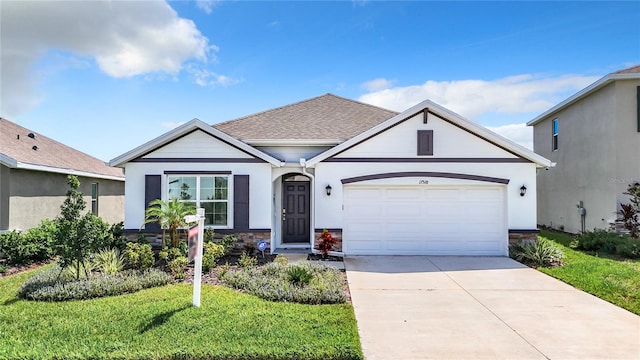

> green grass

[
  {"left": 0, "top": 268, "right": 362, "bottom": 360},
  {"left": 538, "top": 230, "right": 640, "bottom": 315}
]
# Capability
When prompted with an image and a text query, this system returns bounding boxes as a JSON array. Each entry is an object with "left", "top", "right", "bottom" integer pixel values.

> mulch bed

[
  {"left": 180, "top": 253, "right": 352, "bottom": 303},
  {"left": 0, "top": 261, "right": 50, "bottom": 278},
  {"left": 1, "top": 254, "right": 353, "bottom": 303}
]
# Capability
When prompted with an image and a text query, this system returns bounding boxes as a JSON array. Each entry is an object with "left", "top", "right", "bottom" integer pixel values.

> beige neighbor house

[
  {"left": 0, "top": 118, "right": 125, "bottom": 232},
  {"left": 528, "top": 65, "right": 640, "bottom": 234},
  {"left": 112, "top": 94, "right": 552, "bottom": 255}
]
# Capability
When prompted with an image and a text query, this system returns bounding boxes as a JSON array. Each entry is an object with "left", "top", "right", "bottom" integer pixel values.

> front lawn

[
  {"left": 0, "top": 268, "right": 362, "bottom": 360},
  {"left": 537, "top": 230, "right": 640, "bottom": 315}
]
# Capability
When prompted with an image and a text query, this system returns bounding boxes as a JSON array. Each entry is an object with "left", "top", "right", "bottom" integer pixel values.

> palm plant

[{"left": 143, "top": 198, "right": 195, "bottom": 248}]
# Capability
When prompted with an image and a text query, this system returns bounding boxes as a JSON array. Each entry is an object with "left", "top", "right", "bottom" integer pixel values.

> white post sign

[{"left": 185, "top": 208, "right": 205, "bottom": 307}]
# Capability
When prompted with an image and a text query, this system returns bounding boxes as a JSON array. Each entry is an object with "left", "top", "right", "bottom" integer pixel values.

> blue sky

[{"left": 1, "top": 1, "right": 639, "bottom": 162}]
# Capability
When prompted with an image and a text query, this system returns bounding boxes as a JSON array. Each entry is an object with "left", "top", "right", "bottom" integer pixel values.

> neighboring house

[
  {"left": 528, "top": 65, "right": 640, "bottom": 234},
  {"left": 0, "top": 118, "right": 125, "bottom": 231},
  {"left": 111, "top": 94, "right": 551, "bottom": 255}
]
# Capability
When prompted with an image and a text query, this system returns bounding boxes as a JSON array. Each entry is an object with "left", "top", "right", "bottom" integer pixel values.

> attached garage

[{"left": 343, "top": 185, "right": 507, "bottom": 255}]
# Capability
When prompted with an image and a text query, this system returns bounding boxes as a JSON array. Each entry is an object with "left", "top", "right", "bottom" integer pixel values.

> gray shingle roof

[
  {"left": 1, "top": 117, "right": 124, "bottom": 179},
  {"left": 213, "top": 94, "right": 399, "bottom": 142},
  {"left": 614, "top": 64, "right": 640, "bottom": 74}
]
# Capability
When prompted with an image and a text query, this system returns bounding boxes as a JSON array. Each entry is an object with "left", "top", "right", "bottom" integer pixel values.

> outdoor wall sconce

[
  {"left": 520, "top": 185, "right": 527, "bottom": 197},
  {"left": 325, "top": 184, "right": 332, "bottom": 196}
]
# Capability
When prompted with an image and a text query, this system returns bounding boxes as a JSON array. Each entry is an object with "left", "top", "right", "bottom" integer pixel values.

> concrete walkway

[{"left": 345, "top": 256, "right": 640, "bottom": 360}]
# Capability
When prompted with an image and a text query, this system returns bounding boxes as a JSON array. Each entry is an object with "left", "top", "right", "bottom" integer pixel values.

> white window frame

[{"left": 166, "top": 174, "right": 233, "bottom": 229}]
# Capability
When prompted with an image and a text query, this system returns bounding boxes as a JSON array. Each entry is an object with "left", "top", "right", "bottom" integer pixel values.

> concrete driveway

[{"left": 345, "top": 256, "right": 640, "bottom": 360}]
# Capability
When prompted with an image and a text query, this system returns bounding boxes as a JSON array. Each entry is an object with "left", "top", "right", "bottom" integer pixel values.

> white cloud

[
  {"left": 0, "top": 0, "right": 218, "bottom": 117},
  {"left": 358, "top": 73, "right": 600, "bottom": 118},
  {"left": 161, "top": 121, "right": 185, "bottom": 130},
  {"left": 486, "top": 123, "right": 533, "bottom": 150},
  {"left": 189, "top": 67, "right": 242, "bottom": 87},
  {"left": 196, "top": 0, "right": 219, "bottom": 14},
  {"left": 361, "top": 78, "right": 395, "bottom": 92}
]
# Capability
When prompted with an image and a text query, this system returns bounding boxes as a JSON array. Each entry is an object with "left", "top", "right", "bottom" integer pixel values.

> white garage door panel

[{"left": 343, "top": 185, "right": 507, "bottom": 255}]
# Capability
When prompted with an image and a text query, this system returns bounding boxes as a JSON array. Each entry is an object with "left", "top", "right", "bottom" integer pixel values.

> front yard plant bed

[
  {"left": 536, "top": 230, "right": 640, "bottom": 315},
  {"left": 221, "top": 262, "right": 347, "bottom": 304},
  {"left": 18, "top": 265, "right": 172, "bottom": 301},
  {"left": 0, "top": 268, "right": 363, "bottom": 360}
]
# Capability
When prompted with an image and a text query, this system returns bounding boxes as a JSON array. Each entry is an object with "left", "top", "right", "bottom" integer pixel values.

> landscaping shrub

[
  {"left": 93, "top": 248, "right": 124, "bottom": 275},
  {"left": 168, "top": 256, "right": 188, "bottom": 279},
  {"left": 0, "top": 220, "right": 57, "bottom": 265},
  {"left": 237, "top": 251, "right": 257, "bottom": 268},
  {"left": 0, "top": 264, "right": 6, "bottom": 274},
  {"left": 287, "top": 265, "right": 313, "bottom": 285},
  {"left": 573, "top": 229, "right": 640, "bottom": 258},
  {"left": 221, "top": 262, "right": 346, "bottom": 304},
  {"left": 219, "top": 234, "right": 238, "bottom": 254},
  {"left": 123, "top": 242, "right": 154, "bottom": 270},
  {"left": 158, "top": 246, "right": 185, "bottom": 262},
  {"left": 512, "top": 237, "right": 564, "bottom": 267},
  {"left": 274, "top": 254, "right": 289, "bottom": 265},
  {"left": 202, "top": 241, "right": 225, "bottom": 272},
  {"left": 574, "top": 229, "right": 622, "bottom": 253},
  {"left": 18, "top": 265, "right": 172, "bottom": 301},
  {"left": 316, "top": 229, "right": 338, "bottom": 257}
]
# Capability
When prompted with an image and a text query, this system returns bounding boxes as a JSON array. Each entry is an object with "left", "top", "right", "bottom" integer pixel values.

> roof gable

[
  {"left": 110, "top": 119, "right": 282, "bottom": 167},
  {"left": 213, "top": 94, "right": 398, "bottom": 143},
  {"left": 333, "top": 110, "right": 520, "bottom": 159},
  {"left": 0, "top": 118, "right": 124, "bottom": 180},
  {"left": 307, "top": 100, "right": 552, "bottom": 168},
  {"left": 527, "top": 65, "right": 640, "bottom": 126}
]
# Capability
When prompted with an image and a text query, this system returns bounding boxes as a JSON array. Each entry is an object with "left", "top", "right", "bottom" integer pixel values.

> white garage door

[{"left": 343, "top": 185, "right": 507, "bottom": 255}]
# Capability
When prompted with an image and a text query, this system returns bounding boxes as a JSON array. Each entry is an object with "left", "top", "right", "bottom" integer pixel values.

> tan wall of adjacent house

[
  {"left": 1, "top": 167, "right": 124, "bottom": 231},
  {"left": 534, "top": 80, "right": 640, "bottom": 233}
]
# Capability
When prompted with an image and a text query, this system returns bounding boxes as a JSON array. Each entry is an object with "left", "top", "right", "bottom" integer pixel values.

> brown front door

[{"left": 282, "top": 181, "right": 310, "bottom": 243}]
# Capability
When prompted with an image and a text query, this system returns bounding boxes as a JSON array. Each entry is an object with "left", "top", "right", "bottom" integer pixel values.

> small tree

[
  {"left": 54, "top": 175, "right": 110, "bottom": 279},
  {"left": 143, "top": 198, "right": 195, "bottom": 248}
]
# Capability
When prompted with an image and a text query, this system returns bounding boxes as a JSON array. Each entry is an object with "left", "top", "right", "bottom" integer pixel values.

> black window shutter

[
  {"left": 234, "top": 175, "right": 250, "bottom": 231},
  {"left": 144, "top": 175, "right": 162, "bottom": 231},
  {"left": 417, "top": 130, "right": 434, "bottom": 156}
]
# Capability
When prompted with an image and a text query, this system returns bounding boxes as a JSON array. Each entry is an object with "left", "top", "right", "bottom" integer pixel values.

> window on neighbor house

[
  {"left": 552, "top": 118, "right": 559, "bottom": 151},
  {"left": 167, "top": 175, "right": 229, "bottom": 227},
  {"left": 91, "top": 183, "right": 99, "bottom": 215}
]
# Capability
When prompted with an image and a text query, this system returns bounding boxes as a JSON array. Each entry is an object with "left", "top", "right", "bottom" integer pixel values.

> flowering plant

[{"left": 315, "top": 229, "right": 337, "bottom": 258}]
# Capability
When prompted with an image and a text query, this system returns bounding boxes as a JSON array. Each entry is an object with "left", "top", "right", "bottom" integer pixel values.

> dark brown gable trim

[
  {"left": 133, "top": 129, "right": 269, "bottom": 162},
  {"left": 341, "top": 172, "right": 510, "bottom": 185},
  {"left": 325, "top": 157, "right": 529, "bottom": 163},
  {"left": 164, "top": 170, "right": 232, "bottom": 175},
  {"left": 132, "top": 158, "right": 265, "bottom": 163}
]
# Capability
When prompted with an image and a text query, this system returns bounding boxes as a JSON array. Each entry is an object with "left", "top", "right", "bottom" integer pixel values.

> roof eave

[
  {"left": 0, "top": 153, "right": 18, "bottom": 168},
  {"left": 247, "top": 139, "right": 342, "bottom": 147},
  {"left": 109, "top": 119, "right": 283, "bottom": 167},
  {"left": 527, "top": 73, "right": 640, "bottom": 126},
  {"left": 14, "top": 161, "right": 124, "bottom": 181}
]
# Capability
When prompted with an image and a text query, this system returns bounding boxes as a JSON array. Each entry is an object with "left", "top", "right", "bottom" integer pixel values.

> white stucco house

[{"left": 110, "top": 94, "right": 552, "bottom": 255}]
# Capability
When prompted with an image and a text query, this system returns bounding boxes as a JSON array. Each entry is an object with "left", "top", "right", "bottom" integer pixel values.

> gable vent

[
  {"left": 32, "top": 145, "right": 38, "bottom": 151},
  {"left": 28, "top": 132, "right": 36, "bottom": 139}
]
